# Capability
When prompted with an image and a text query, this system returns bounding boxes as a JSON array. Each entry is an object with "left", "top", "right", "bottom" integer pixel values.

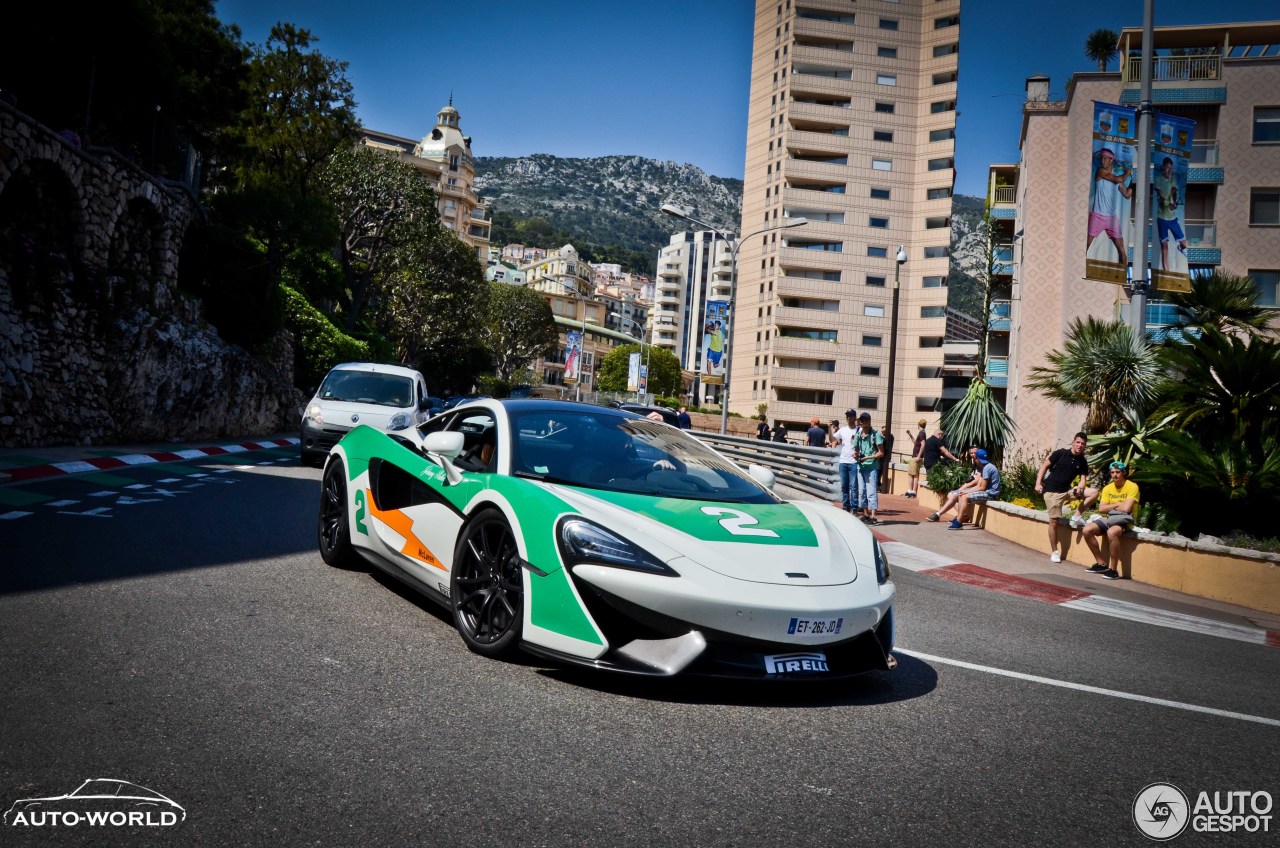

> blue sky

[{"left": 215, "top": 0, "right": 1277, "bottom": 198}]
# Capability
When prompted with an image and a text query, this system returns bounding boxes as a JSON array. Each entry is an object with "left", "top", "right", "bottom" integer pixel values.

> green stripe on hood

[{"left": 575, "top": 489, "right": 818, "bottom": 547}]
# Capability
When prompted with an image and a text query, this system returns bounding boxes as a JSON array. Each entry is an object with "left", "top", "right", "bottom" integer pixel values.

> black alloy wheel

[
  {"left": 318, "top": 460, "right": 360, "bottom": 568},
  {"left": 451, "top": 509, "right": 524, "bottom": 657}
]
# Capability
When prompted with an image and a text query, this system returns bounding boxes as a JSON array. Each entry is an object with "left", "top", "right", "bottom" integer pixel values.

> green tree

[
  {"left": 482, "top": 283, "right": 559, "bottom": 381},
  {"left": 1165, "top": 271, "right": 1274, "bottom": 338},
  {"left": 597, "top": 345, "right": 682, "bottom": 395},
  {"left": 941, "top": 378, "right": 1015, "bottom": 458},
  {"left": 1085, "top": 28, "right": 1120, "bottom": 72},
  {"left": 1025, "top": 317, "right": 1161, "bottom": 433},
  {"left": 317, "top": 146, "right": 442, "bottom": 330}
]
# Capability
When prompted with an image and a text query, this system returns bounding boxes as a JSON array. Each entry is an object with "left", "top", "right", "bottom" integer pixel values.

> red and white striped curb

[
  {"left": 0, "top": 438, "right": 300, "bottom": 484},
  {"left": 880, "top": 539, "right": 1280, "bottom": 649}
]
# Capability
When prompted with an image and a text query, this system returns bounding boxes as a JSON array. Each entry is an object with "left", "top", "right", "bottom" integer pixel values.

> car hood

[
  {"left": 312, "top": 400, "right": 411, "bottom": 430},
  {"left": 544, "top": 485, "right": 860, "bottom": 587}
]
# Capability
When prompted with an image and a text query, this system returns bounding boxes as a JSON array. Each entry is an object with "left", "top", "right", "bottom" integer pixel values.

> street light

[
  {"left": 660, "top": 204, "right": 808, "bottom": 434},
  {"left": 884, "top": 245, "right": 908, "bottom": 458}
]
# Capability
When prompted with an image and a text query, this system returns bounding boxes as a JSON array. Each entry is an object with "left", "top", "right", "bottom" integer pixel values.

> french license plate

[
  {"left": 787, "top": 616, "right": 843, "bottom": 636},
  {"left": 764, "top": 651, "right": 830, "bottom": 674}
]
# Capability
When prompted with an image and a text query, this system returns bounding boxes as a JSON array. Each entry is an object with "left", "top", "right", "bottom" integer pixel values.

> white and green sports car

[{"left": 317, "top": 400, "right": 895, "bottom": 679}]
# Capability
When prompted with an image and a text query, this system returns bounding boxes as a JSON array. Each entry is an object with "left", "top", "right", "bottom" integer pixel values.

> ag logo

[{"left": 1133, "top": 782, "right": 1189, "bottom": 841}]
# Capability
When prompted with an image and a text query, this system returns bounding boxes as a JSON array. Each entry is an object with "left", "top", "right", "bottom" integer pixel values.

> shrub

[
  {"left": 1000, "top": 452, "right": 1047, "bottom": 509},
  {"left": 926, "top": 459, "right": 972, "bottom": 495},
  {"left": 281, "top": 285, "right": 371, "bottom": 390}
]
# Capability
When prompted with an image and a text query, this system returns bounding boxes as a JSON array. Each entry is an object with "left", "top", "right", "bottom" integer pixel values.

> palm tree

[
  {"left": 1166, "top": 271, "right": 1274, "bottom": 338},
  {"left": 1026, "top": 317, "right": 1161, "bottom": 434},
  {"left": 1085, "top": 29, "right": 1120, "bottom": 72},
  {"left": 941, "top": 377, "right": 1015, "bottom": 458}
]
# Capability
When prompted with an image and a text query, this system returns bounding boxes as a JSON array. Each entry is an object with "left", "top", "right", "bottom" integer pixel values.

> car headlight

[
  {"left": 388, "top": 412, "right": 411, "bottom": 431},
  {"left": 305, "top": 404, "right": 325, "bottom": 425},
  {"left": 873, "top": 539, "right": 891, "bottom": 585},
  {"left": 558, "top": 518, "right": 678, "bottom": 577}
]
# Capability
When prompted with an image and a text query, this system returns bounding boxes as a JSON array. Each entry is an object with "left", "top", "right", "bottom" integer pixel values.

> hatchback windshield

[
  {"left": 510, "top": 409, "right": 777, "bottom": 504},
  {"left": 318, "top": 371, "right": 413, "bottom": 408}
]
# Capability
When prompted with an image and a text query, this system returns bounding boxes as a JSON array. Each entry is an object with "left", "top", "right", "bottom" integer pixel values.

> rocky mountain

[
  {"left": 474, "top": 154, "right": 743, "bottom": 270},
  {"left": 947, "top": 194, "right": 989, "bottom": 318}
]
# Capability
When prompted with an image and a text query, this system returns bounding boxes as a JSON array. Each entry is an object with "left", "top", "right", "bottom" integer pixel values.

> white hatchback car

[{"left": 300, "top": 362, "right": 432, "bottom": 465}]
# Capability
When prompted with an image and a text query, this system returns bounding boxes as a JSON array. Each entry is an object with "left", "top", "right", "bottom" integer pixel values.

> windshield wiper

[{"left": 513, "top": 470, "right": 582, "bottom": 486}]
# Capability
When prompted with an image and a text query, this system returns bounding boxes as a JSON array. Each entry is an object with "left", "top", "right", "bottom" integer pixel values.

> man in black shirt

[
  {"left": 1035, "top": 432, "right": 1091, "bottom": 563},
  {"left": 921, "top": 428, "right": 959, "bottom": 473}
]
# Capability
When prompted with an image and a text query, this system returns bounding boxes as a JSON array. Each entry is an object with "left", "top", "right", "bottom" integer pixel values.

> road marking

[
  {"left": 897, "top": 648, "right": 1280, "bottom": 728},
  {"left": 45, "top": 499, "right": 81, "bottom": 507},
  {"left": 51, "top": 461, "right": 99, "bottom": 474},
  {"left": 116, "top": 455, "right": 158, "bottom": 465},
  {"left": 89, "top": 490, "right": 116, "bottom": 497},
  {"left": 1061, "top": 596, "right": 1272, "bottom": 646},
  {"left": 882, "top": 541, "right": 960, "bottom": 572},
  {"left": 1, "top": 511, "right": 33, "bottom": 520},
  {"left": 56, "top": 507, "right": 112, "bottom": 518}
]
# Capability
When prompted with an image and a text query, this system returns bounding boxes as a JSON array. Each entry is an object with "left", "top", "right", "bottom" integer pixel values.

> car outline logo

[{"left": 4, "top": 778, "right": 186, "bottom": 825}]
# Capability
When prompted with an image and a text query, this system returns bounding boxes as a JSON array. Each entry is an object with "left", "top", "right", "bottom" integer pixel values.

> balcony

[
  {"left": 658, "top": 265, "right": 681, "bottom": 279},
  {"left": 1124, "top": 53, "right": 1221, "bottom": 83},
  {"left": 984, "top": 356, "right": 1009, "bottom": 388},
  {"left": 1191, "top": 139, "right": 1219, "bottom": 166},
  {"left": 992, "top": 185, "right": 1016, "bottom": 204},
  {"left": 1185, "top": 218, "right": 1216, "bottom": 247},
  {"left": 989, "top": 300, "right": 1011, "bottom": 332}
]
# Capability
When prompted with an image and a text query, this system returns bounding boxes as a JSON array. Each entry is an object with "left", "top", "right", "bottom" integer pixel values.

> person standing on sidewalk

[
  {"left": 854, "top": 412, "right": 885, "bottom": 524},
  {"left": 806, "top": 417, "right": 826, "bottom": 447},
  {"left": 1035, "top": 432, "right": 1091, "bottom": 563},
  {"left": 877, "top": 425, "right": 895, "bottom": 494},
  {"left": 1081, "top": 461, "right": 1140, "bottom": 580},
  {"left": 928, "top": 448, "right": 1001, "bottom": 529},
  {"left": 832, "top": 410, "right": 860, "bottom": 512},
  {"left": 904, "top": 419, "right": 929, "bottom": 498}
]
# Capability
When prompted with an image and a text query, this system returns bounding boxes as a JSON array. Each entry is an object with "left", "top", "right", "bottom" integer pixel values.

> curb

[
  {"left": 0, "top": 438, "right": 300, "bottom": 484},
  {"left": 879, "top": 538, "right": 1280, "bottom": 649}
]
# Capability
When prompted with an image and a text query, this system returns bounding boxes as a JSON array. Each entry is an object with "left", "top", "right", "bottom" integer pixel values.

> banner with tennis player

[
  {"left": 1149, "top": 113, "right": 1196, "bottom": 293},
  {"left": 1085, "top": 102, "right": 1138, "bottom": 285},
  {"left": 700, "top": 300, "right": 729, "bottom": 386}
]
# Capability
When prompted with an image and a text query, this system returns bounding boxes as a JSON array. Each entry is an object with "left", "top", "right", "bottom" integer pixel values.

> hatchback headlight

[
  {"left": 388, "top": 412, "right": 412, "bottom": 431},
  {"left": 305, "top": 404, "right": 325, "bottom": 425},
  {"left": 873, "top": 540, "right": 891, "bottom": 585},
  {"left": 558, "top": 518, "right": 678, "bottom": 577}
]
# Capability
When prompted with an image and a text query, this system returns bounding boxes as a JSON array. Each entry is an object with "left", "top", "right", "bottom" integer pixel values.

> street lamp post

[
  {"left": 660, "top": 204, "right": 808, "bottom": 434},
  {"left": 885, "top": 245, "right": 908, "bottom": 456}
]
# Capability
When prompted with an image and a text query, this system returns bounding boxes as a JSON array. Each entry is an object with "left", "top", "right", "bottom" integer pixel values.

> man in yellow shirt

[{"left": 1080, "top": 461, "right": 1140, "bottom": 580}]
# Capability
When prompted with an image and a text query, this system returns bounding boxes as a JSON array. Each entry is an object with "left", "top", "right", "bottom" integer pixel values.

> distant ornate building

[{"left": 359, "top": 101, "right": 491, "bottom": 261}]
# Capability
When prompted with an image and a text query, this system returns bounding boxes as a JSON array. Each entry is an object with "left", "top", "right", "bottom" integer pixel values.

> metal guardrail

[{"left": 693, "top": 432, "right": 841, "bottom": 501}]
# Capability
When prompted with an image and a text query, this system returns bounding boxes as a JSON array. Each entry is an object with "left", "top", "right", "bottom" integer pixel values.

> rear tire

[
  {"left": 318, "top": 461, "right": 360, "bottom": 568},
  {"left": 451, "top": 509, "right": 524, "bottom": 658}
]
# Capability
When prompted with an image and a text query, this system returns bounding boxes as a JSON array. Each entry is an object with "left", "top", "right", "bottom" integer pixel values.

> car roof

[
  {"left": 470, "top": 399, "right": 635, "bottom": 416},
  {"left": 328, "top": 362, "right": 422, "bottom": 378}
]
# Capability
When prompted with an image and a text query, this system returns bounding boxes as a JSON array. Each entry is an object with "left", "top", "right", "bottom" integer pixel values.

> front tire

[
  {"left": 451, "top": 509, "right": 524, "bottom": 658},
  {"left": 318, "top": 460, "right": 360, "bottom": 568}
]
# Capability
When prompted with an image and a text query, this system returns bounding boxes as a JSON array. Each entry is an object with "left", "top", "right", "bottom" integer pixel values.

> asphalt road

[{"left": 1, "top": 447, "right": 1277, "bottom": 847}]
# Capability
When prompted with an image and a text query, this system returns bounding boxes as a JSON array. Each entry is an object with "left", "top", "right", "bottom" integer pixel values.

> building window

[
  {"left": 869, "top": 216, "right": 890, "bottom": 229},
  {"left": 877, "top": 45, "right": 898, "bottom": 58},
  {"left": 917, "top": 367, "right": 942, "bottom": 379},
  {"left": 879, "top": 18, "right": 899, "bottom": 30},
  {"left": 877, "top": 74, "right": 897, "bottom": 86},
  {"left": 1251, "top": 270, "right": 1279, "bottom": 306},
  {"left": 920, "top": 305, "right": 946, "bottom": 318},
  {"left": 858, "top": 395, "right": 879, "bottom": 410},
  {"left": 873, "top": 130, "right": 894, "bottom": 142},
  {"left": 779, "top": 327, "right": 838, "bottom": 341},
  {"left": 867, "top": 275, "right": 887, "bottom": 287},
  {"left": 923, "top": 246, "right": 950, "bottom": 259},
  {"left": 916, "top": 397, "right": 941, "bottom": 412},
  {"left": 932, "top": 71, "right": 959, "bottom": 85},
  {"left": 931, "top": 100, "right": 957, "bottom": 114},
  {"left": 928, "top": 157, "right": 954, "bottom": 171},
  {"left": 860, "top": 364, "right": 881, "bottom": 377},
  {"left": 935, "top": 15, "right": 959, "bottom": 28},
  {"left": 1250, "top": 189, "right": 1280, "bottom": 225},
  {"left": 933, "top": 43, "right": 959, "bottom": 57},
  {"left": 871, "top": 187, "right": 891, "bottom": 199},
  {"left": 926, "top": 216, "right": 950, "bottom": 229},
  {"left": 919, "top": 336, "right": 945, "bottom": 348},
  {"left": 776, "top": 388, "right": 835, "bottom": 404},
  {"left": 1255, "top": 108, "right": 1280, "bottom": 144},
  {"left": 874, "top": 101, "right": 895, "bottom": 114},
  {"left": 868, "top": 246, "right": 888, "bottom": 258},
  {"left": 927, "top": 187, "right": 953, "bottom": 200},
  {"left": 864, "top": 304, "right": 886, "bottom": 318},
  {"left": 929, "top": 127, "right": 955, "bottom": 142},
  {"left": 863, "top": 335, "right": 883, "bottom": 347},
  {"left": 872, "top": 158, "right": 893, "bottom": 171}
]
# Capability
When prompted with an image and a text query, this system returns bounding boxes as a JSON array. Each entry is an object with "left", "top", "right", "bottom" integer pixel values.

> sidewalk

[{"left": 0, "top": 436, "right": 300, "bottom": 484}]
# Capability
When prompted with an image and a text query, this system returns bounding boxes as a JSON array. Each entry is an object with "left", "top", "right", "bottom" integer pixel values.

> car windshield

[
  {"left": 317, "top": 371, "right": 413, "bottom": 408},
  {"left": 510, "top": 409, "right": 777, "bottom": 503}
]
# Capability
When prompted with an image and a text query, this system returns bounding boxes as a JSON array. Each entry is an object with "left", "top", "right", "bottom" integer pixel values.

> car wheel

[
  {"left": 318, "top": 461, "right": 360, "bottom": 568},
  {"left": 451, "top": 508, "right": 524, "bottom": 658}
]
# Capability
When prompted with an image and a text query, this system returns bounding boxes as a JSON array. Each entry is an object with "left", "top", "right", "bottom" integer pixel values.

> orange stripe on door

[{"left": 365, "top": 490, "right": 446, "bottom": 570}]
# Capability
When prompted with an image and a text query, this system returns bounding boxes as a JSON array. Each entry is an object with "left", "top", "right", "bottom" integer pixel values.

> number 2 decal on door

[{"left": 700, "top": 506, "right": 780, "bottom": 537}]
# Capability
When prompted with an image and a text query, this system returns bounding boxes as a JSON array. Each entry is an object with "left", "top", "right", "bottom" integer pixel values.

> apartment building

[
  {"left": 993, "top": 21, "right": 1280, "bottom": 455},
  {"left": 358, "top": 101, "right": 492, "bottom": 262},
  {"left": 735, "top": 0, "right": 960, "bottom": 435},
  {"left": 653, "top": 230, "right": 735, "bottom": 404}
]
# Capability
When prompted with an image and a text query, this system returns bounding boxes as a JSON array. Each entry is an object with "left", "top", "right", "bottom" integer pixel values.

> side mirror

[
  {"left": 423, "top": 431, "right": 466, "bottom": 486},
  {"left": 747, "top": 464, "right": 776, "bottom": 490},
  {"left": 418, "top": 397, "right": 431, "bottom": 411}
]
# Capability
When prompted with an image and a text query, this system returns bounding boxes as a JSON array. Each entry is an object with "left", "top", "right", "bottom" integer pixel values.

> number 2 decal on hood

[{"left": 701, "top": 506, "right": 780, "bottom": 537}]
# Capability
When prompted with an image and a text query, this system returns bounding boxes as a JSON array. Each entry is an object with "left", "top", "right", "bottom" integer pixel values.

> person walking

[
  {"left": 805, "top": 417, "right": 826, "bottom": 447},
  {"left": 904, "top": 419, "right": 929, "bottom": 498},
  {"left": 832, "top": 410, "right": 860, "bottom": 512},
  {"left": 755, "top": 416, "right": 770, "bottom": 440},
  {"left": 1035, "top": 432, "right": 1091, "bottom": 563},
  {"left": 770, "top": 420, "right": 788, "bottom": 443},
  {"left": 853, "top": 412, "right": 885, "bottom": 524},
  {"left": 1080, "top": 461, "right": 1140, "bottom": 580}
]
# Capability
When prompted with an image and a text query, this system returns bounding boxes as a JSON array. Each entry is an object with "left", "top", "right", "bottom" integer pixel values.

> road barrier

[{"left": 693, "top": 433, "right": 841, "bottom": 501}]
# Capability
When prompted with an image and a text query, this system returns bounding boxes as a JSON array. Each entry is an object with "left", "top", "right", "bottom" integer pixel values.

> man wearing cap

[
  {"left": 805, "top": 417, "right": 826, "bottom": 447},
  {"left": 831, "top": 409, "right": 861, "bottom": 512},
  {"left": 1078, "top": 460, "right": 1139, "bottom": 580},
  {"left": 904, "top": 419, "right": 930, "bottom": 498},
  {"left": 853, "top": 412, "right": 885, "bottom": 524},
  {"left": 928, "top": 448, "right": 1001, "bottom": 529}
]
